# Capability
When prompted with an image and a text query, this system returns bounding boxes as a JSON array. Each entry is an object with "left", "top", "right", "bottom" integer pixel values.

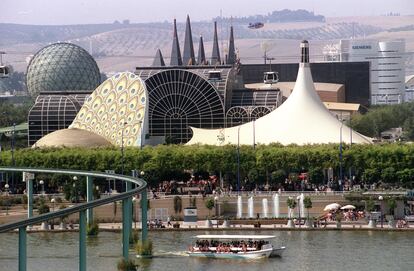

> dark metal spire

[
  {"left": 301, "top": 40, "right": 309, "bottom": 63},
  {"left": 227, "top": 25, "right": 236, "bottom": 65},
  {"left": 152, "top": 48, "right": 165, "bottom": 67},
  {"left": 211, "top": 21, "right": 221, "bottom": 65},
  {"left": 182, "top": 15, "right": 196, "bottom": 66},
  {"left": 170, "top": 18, "right": 182, "bottom": 66},
  {"left": 197, "top": 35, "right": 206, "bottom": 65}
]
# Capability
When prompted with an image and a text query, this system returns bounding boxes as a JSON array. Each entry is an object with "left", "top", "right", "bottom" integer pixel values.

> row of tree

[
  {"left": 1, "top": 143, "right": 414, "bottom": 188},
  {"left": 350, "top": 101, "right": 414, "bottom": 140}
]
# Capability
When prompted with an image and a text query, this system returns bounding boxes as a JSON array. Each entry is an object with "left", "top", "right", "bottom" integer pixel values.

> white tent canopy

[
  {"left": 187, "top": 44, "right": 371, "bottom": 146},
  {"left": 323, "top": 203, "right": 341, "bottom": 211}
]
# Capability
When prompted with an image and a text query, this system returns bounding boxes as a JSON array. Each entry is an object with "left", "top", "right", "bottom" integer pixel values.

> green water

[{"left": 0, "top": 230, "right": 413, "bottom": 270}]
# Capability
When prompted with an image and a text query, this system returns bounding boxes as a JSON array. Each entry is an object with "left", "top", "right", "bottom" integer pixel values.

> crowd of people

[{"left": 193, "top": 239, "right": 268, "bottom": 253}]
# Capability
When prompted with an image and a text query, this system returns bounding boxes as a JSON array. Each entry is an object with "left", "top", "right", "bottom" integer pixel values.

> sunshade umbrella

[
  {"left": 340, "top": 205, "right": 356, "bottom": 210},
  {"left": 323, "top": 203, "right": 341, "bottom": 211}
]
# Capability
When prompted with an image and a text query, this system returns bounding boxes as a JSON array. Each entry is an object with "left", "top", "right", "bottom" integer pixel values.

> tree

[
  {"left": 286, "top": 197, "right": 297, "bottom": 218},
  {"left": 303, "top": 196, "right": 312, "bottom": 220},
  {"left": 205, "top": 197, "right": 215, "bottom": 217},
  {"left": 387, "top": 197, "right": 397, "bottom": 216},
  {"left": 173, "top": 196, "right": 182, "bottom": 214},
  {"left": 365, "top": 197, "right": 375, "bottom": 212}
]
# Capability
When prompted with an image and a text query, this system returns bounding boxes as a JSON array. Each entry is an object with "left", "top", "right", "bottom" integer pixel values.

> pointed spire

[
  {"left": 211, "top": 21, "right": 221, "bottom": 65},
  {"left": 170, "top": 18, "right": 182, "bottom": 66},
  {"left": 182, "top": 15, "right": 196, "bottom": 66},
  {"left": 152, "top": 49, "right": 165, "bottom": 66},
  {"left": 197, "top": 35, "right": 206, "bottom": 65},
  {"left": 227, "top": 26, "right": 236, "bottom": 65}
]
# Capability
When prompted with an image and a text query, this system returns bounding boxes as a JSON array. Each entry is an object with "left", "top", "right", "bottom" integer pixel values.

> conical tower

[
  {"left": 197, "top": 35, "right": 206, "bottom": 65},
  {"left": 211, "top": 21, "right": 221, "bottom": 65},
  {"left": 152, "top": 49, "right": 165, "bottom": 67},
  {"left": 170, "top": 18, "right": 182, "bottom": 66},
  {"left": 182, "top": 15, "right": 196, "bottom": 66},
  {"left": 227, "top": 26, "right": 236, "bottom": 65}
]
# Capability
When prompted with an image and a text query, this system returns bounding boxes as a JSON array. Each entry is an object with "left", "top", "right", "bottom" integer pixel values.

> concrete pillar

[
  {"left": 79, "top": 210, "right": 87, "bottom": 271},
  {"left": 141, "top": 189, "right": 148, "bottom": 242},
  {"left": 18, "top": 226, "right": 27, "bottom": 271}
]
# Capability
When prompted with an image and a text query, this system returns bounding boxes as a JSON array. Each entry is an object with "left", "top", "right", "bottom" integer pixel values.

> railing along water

[{"left": 0, "top": 167, "right": 148, "bottom": 271}]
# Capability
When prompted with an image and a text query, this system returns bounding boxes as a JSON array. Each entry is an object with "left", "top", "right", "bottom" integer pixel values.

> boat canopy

[{"left": 194, "top": 235, "right": 276, "bottom": 240}]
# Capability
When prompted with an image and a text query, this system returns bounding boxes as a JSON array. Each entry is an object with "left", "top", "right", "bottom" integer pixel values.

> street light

[
  {"left": 72, "top": 176, "right": 78, "bottom": 202},
  {"left": 139, "top": 120, "right": 143, "bottom": 150},
  {"left": 297, "top": 195, "right": 301, "bottom": 228},
  {"left": 252, "top": 119, "right": 256, "bottom": 150},
  {"left": 237, "top": 125, "right": 241, "bottom": 193},
  {"left": 378, "top": 195, "right": 384, "bottom": 228},
  {"left": 39, "top": 180, "right": 44, "bottom": 195},
  {"left": 339, "top": 120, "right": 343, "bottom": 191},
  {"left": 11, "top": 123, "right": 15, "bottom": 191},
  {"left": 121, "top": 122, "right": 128, "bottom": 175},
  {"left": 51, "top": 198, "right": 55, "bottom": 229},
  {"left": 4, "top": 183, "right": 9, "bottom": 215}
]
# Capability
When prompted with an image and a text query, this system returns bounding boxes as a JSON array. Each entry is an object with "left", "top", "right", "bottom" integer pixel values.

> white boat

[{"left": 187, "top": 234, "right": 286, "bottom": 259}]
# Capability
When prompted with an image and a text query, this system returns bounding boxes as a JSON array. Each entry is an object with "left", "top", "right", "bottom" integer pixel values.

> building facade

[{"left": 339, "top": 39, "right": 405, "bottom": 105}]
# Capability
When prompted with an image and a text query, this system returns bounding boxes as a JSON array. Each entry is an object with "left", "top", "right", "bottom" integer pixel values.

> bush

[
  {"left": 135, "top": 240, "right": 153, "bottom": 256},
  {"left": 205, "top": 198, "right": 215, "bottom": 217},
  {"left": 129, "top": 230, "right": 139, "bottom": 245},
  {"left": 117, "top": 258, "right": 136, "bottom": 271},
  {"left": 37, "top": 203, "right": 50, "bottom": 214},
  {"left": 87, "top": 220, "right": 99, "bottom": 236}
]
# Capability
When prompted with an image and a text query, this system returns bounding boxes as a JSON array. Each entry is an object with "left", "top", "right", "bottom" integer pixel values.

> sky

[{"left": 1, "top": 0, "right": 414, "bottom": 25}]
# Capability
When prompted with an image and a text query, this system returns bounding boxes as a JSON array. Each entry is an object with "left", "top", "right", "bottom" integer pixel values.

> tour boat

[{"left": 187, "top": 234, "right": 286, "bottom": 259}]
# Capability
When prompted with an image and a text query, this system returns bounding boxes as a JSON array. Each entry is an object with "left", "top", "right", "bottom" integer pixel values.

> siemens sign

[{"left": 352, "top": 45, "right": 372, "bottom": 50}]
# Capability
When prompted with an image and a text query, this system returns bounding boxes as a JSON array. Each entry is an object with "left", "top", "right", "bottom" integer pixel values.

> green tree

[
  {"left": 303, "top": 196, "right": 312, "bottom": 220},
  {"left": 286, "top": 197, "right": 297, "bottom": 218},
  {"left": 205, "top": 198, "right": 215, "bottom": 217},
  {"left": 386, "top": 197, "right": 397, "bottom": 216}
]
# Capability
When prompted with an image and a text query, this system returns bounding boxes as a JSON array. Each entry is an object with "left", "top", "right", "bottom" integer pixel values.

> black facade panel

[{"left": 241, "top": 62, "right": 370, "bottom": 107}]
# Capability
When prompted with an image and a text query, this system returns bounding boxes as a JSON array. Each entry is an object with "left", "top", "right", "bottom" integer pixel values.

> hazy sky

[{"left": 2, "top": 0, "right": 414, "bottom": 25}]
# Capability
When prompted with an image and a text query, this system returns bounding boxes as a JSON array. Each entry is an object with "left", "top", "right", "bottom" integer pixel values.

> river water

[{"left": 0, "top": 230, "right": 413, "bottom": 271}]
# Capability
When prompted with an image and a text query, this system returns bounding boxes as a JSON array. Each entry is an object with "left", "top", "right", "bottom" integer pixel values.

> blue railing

[{"left": 0, "top": 167, "right": 148, "bottom": 271}]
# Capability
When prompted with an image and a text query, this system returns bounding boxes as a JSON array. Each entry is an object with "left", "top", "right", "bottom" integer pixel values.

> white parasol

[
  {"left": 323, "top": 203, "right": 341, "bottom": 211},
  {"left": 340, "top": 205, "right": 356, "bottom": 210}
]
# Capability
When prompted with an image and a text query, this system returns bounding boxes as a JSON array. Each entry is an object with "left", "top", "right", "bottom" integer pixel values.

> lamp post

[
  {"left": 51, "top": 198, "right": 55, "bottom": 229},
  {"left": 73, "top": 176, "right": 78, "bottom": 202},
  {"left": 297, "top": 195, "right": 301, "bottom": 228},
  {"left": 214, "top": 196, "right": 219, "bottom": 217},
  {"left": 9, "top": 122, "right": 16, "bottom": 192},
  {"left": 252, "top": 119, "right": 256, "bottom": 150},
  {"left": 39, "top": 180, "right": 44, "bottom": 195},
  {"left": 378, "top": 195, "right": 384, "bottom": 228},
  {"left": 339, "top": 120, "right": 343, "bottom": 191},
  {"left": 4, "top": 183, "right": 9, "bottom": 215},
  {"left": 139, "top": 120, "right": 143, "bottom": 150},
  {"left": 237, "top": 125, "right": 241, "bottom": 193},
  {"left": 121, "top": 122, "right": 128, "bottom": 175}
]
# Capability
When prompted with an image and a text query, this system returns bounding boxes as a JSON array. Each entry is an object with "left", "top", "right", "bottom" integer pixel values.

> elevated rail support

[
  {"left": 79, "top": 210, "right": 87, "bottom": 271},
  {"left": 86, "top": 176, "right": 93, "bottom": 224},
  {"left": 18, "top": 226, "right": 27, "bottom": 271},
  {"left": 122, "top": 199, "right": 129, "bottom": 259},
  {"left": 122, "top": 181, "right": 132, "bottom": 260},
  {"left": 141, "top": 188, "right": 148, "bottom": 242}
]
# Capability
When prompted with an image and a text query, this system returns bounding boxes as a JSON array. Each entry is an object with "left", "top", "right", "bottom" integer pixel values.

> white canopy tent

[{"left": 187, "top": 41, "right": 371, "bottom": 146}]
